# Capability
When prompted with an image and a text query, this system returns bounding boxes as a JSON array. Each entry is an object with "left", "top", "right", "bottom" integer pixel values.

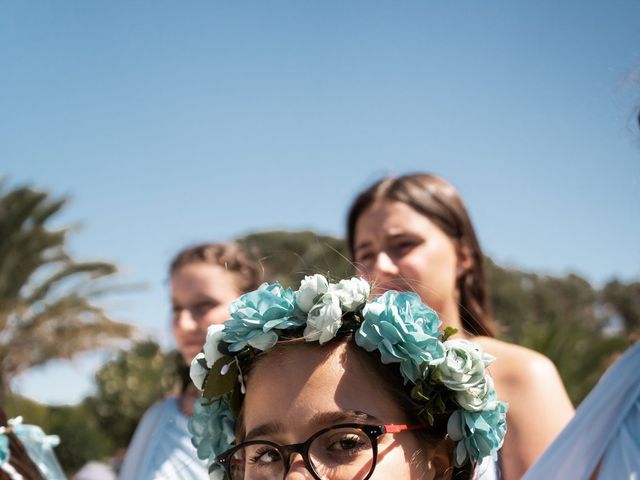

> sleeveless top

[{"left": 118, "top": 397, "right": 208, "bottom": 480}]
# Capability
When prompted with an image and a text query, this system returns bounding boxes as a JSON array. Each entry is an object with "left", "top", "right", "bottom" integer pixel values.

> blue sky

[{"left": 2, "top": 1, "right": 639, "bottom": 404}]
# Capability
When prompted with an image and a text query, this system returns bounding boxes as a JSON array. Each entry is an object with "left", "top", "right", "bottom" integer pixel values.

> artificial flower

[
  {"left": 304, "top": 292, "right": 342, "bottom": 344},
  {"left": 295, "top": 274, "right": 329, "bottom": 312},
  {"left": 190, "top": 353, "right": 209, "bottom": 391},
  {"left": 447, "top": 400, "right": 508, "bottom": 467},
  {"left": 330, "top": 277, "right": 370, "bottom": 311},
  {"left": 188, "top": 398, "right": 235, "bottom": 470},
  {"left": 223, "top": 283, "right": 302, "bottom": 351},
  {"left": 436, "top": 339, "right": 495, "bottom": 391},
  {"left": 356, "top": 291, "right": 445, "bottom": 382},
  {"left": 455, "top": 375, "right": 494, "bottom": 412}
]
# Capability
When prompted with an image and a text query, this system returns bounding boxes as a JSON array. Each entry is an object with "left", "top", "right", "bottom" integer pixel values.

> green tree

[
  {"left": 238, "top": 230, "right": 354, "bottom": 286},
  {"left": 0, "top": 183, "right": 134, "bottom": 401},
  {"left": 84, "top": 340, "right": 180, "bottom": 449}
]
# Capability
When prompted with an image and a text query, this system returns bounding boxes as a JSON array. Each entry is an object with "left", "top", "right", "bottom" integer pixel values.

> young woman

[
  {"left": 119, "top": 243, "right": 261, "bottom": 480},
  {"left": 188, "top": 275, "right": 508, "bottom": 480},
  {"left": 346, "top": 173, "right": 575, "bottom": 479}
]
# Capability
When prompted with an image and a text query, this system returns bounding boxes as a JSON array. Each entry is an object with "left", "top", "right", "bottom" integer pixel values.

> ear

[
  {"left": 456, "top": 242, "right": 473, "bottom": 279},
  {"left": 424, "top": 437, "right": 456, "bottom": 480}
]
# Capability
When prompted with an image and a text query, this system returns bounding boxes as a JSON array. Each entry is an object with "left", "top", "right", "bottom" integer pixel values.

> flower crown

[{"left": 188, "top": 275, "right": 507, "bottom": 479}]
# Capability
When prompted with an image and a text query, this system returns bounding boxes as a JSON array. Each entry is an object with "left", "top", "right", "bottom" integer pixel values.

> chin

[{"left": 181, "top": 348, "right": 200, "bottom": 364}]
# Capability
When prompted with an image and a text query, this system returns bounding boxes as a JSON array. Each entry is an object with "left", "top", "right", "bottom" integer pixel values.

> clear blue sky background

[{"left": 2, "top": 1, "right": 639, "bottom": 404}]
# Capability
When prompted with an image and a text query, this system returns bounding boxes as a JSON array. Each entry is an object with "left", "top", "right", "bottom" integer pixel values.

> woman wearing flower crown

[
  {"left": 189, "top": 276, "right": 508, "bottom": 480},
  {"left": 119, "top": 243, "right": 262, "bottom": 480},
  {"left": 346, "top": 173, "right": 575, "bottom": 479}
]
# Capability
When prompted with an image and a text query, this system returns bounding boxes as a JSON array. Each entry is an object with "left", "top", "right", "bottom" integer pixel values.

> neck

[{"left": 437, "top": 302, "right": 471, "bottom": 339}]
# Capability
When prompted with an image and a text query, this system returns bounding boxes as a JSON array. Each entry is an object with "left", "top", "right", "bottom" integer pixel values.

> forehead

[
  {"left": 354, "top": 201, "right": 438, "bottom": 245},
  {"left": 171, "top": 263, "right": 239, "bottom": 297},
  {"left": 242, "top": 343, "right": 409, "bottom": 436}
]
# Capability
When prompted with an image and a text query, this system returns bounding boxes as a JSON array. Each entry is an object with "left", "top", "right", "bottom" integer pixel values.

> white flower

[
  {"left": 203, "top": 324, "right": 226, "bottom": 367},
  {"left": 436, "top": 339, "right": 494, "bottom": 391},
  {"left": 455, "top": 375, "right": 494, "bottom": 411},
  {"left": 190, "top": 353, "right": 209, "bottom": 390},
  {"left": 295, "top": 274, "right": 330, "bottom": 312},
  {"left": 331, "top": 277, "right": 370, "bottom": 311},
  {"left": 304, "top": 292, "right": 342, "bottom": 344}
]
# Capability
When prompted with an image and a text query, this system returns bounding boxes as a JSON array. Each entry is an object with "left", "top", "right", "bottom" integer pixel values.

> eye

[
  {"left": 355, "top": 249, "right": 375, "bottom": 265},
  {"left": 389, "top": 238, "right": 419, "bottom": 257},
  {"left": 192, "top": 300, "right": 217, "bottom": 317},
  {"left": 324, "top": 432, "right": 370, "bottom": 457},
  {"left": 249, "top": 446, "right": 282, "bottom": 465}
]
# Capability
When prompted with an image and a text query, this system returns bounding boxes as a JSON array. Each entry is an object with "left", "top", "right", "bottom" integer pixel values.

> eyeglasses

[{"left": 216, "top": 423, "right": 425, "bottom": 480}]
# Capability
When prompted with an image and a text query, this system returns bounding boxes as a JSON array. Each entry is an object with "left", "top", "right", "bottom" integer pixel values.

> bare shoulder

[{"left": 472, "top": 336, "right": 562, "bottom": 391}]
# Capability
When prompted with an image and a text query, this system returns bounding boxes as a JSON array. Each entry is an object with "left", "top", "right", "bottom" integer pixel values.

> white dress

[
  {"left": 523, "top": 341, "right": 640, "bottom": 480},
  {"left": 118, "top": 397, "right": 208, "bottom": 480}
]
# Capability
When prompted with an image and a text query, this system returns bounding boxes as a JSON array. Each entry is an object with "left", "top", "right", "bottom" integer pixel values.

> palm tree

[{"left": 0, "top": 182, "right": 134, "bottom": 401}]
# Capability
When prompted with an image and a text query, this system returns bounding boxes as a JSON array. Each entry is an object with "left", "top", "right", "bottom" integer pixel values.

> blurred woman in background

[
  {"left": 119, "top": 243, "right": 261, "bottom": 480},
  {"left": 346, "top": 173, "right": 575, "bottom": 479}
]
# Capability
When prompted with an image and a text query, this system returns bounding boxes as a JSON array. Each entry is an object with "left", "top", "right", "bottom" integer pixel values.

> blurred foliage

[
  {"left": 238, "top": 230, "right": 354, "bottom": 286},
  {"left": 84, "top": 340, "right": 181, "bottom": 449},
  {"left": 0, "top": 182, "right": 134, "bottom": 401}
]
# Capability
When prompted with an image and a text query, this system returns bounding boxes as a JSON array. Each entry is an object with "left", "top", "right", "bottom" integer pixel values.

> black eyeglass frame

[{"left": 216, "top": 422, "right": 424, "bottom": 480}]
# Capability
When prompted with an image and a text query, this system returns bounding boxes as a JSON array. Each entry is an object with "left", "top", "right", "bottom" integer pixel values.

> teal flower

[
  {"left": 223, "top": 283, "right": 302, "bottom": 351},
  {"left": 0, "top": 434, "right": 8, "bottom": 465},
  {"left": 188, "top": 397, "right": 235, "bottom": 471},
  {"left": 447, "top": 400, "right": 508, "bottom": 467},
  {"left": 355, "top": 291, "right": 445, "bottom": 383}
]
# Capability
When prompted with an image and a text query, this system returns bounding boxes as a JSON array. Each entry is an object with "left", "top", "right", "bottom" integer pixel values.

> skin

[
  {"left": 242, "top": 342, "right": 453, "bottom": 480},
  {"left": 171, "top": 263, "right": 242, "bottom": 363},
  {"left": 171, "top": 262, "right": 241, "bottom": 414},
  {"left": 353, "top": 200, "right": 575, "bottom": 479}
]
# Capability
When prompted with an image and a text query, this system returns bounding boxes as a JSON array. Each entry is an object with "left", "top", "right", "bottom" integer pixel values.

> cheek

[
  {"left": 202, "top": 305, "right": 232, "bottom": 327},
  {"left": 372, "top": 439, "right": 419, "bottom": 480}
]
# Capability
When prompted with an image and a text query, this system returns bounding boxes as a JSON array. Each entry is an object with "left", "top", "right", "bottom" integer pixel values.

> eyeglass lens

[{"left": 228, "top": 426, "right": 375, "bottom": 480}]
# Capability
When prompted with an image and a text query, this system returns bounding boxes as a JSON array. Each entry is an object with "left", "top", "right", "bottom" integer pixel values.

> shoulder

[
  {"left": 137, "top": 397, "right": 180, "bottom": 424},
  {"left": 472, "top": 337, "right": 562, "bottom": 391}
]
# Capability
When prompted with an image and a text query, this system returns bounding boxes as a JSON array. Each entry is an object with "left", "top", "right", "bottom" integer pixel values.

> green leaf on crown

[
  {"left": 442, "top": 326, "right": 458, "bottom": 342},
  {"left": 203, "top": 356, "right": 238, "bottom": 399}
]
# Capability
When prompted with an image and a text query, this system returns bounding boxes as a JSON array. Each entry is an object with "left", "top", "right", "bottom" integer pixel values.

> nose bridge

[
  {"left": 374, "top": 249, "right": 397, "bottom": 274},
  {"left": 175, "top": 308, "right": 197, "bottom": 330},
  {"left": 284, "top": 446, "right": 314, "bottom": 479}
]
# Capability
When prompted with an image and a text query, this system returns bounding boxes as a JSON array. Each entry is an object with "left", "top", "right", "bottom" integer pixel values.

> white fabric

[
  {"left": 475, "top": 455, "right": 499, "bottom": 480},
  {"left": 118, "top": 397, "right": 208, "bottom": 480},
  {"left": 524, "top": 341, "right": 640, "bottom": 480}
]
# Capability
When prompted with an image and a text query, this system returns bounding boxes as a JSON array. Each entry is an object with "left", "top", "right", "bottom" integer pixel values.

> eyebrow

[
  {"left": 244, "top": 410, "right": 380, "bottom": 441},
  {"left": 355, "top": 232, "right": 417, "bottom": 252}
]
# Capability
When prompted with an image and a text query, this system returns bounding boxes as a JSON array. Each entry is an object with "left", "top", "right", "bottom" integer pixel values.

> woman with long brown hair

[{"left": 346, "top": 173, "right": 574, "bottom": 479}]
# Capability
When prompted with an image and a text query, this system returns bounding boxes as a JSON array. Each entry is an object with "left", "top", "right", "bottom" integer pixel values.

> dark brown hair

[{"left": 347, "top": 173, "right": 496, "bottom": 337}]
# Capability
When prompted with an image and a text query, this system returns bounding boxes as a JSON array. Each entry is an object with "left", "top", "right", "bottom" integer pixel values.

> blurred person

[
  {"left": 346, "top": 173, "right": 575, "bottom": 479},
  {"left": 187, "top": 275, "right": 508, "bottom": 480},
  {"left": 119, "top": 243, "right": 262, "bottom": 480}
]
